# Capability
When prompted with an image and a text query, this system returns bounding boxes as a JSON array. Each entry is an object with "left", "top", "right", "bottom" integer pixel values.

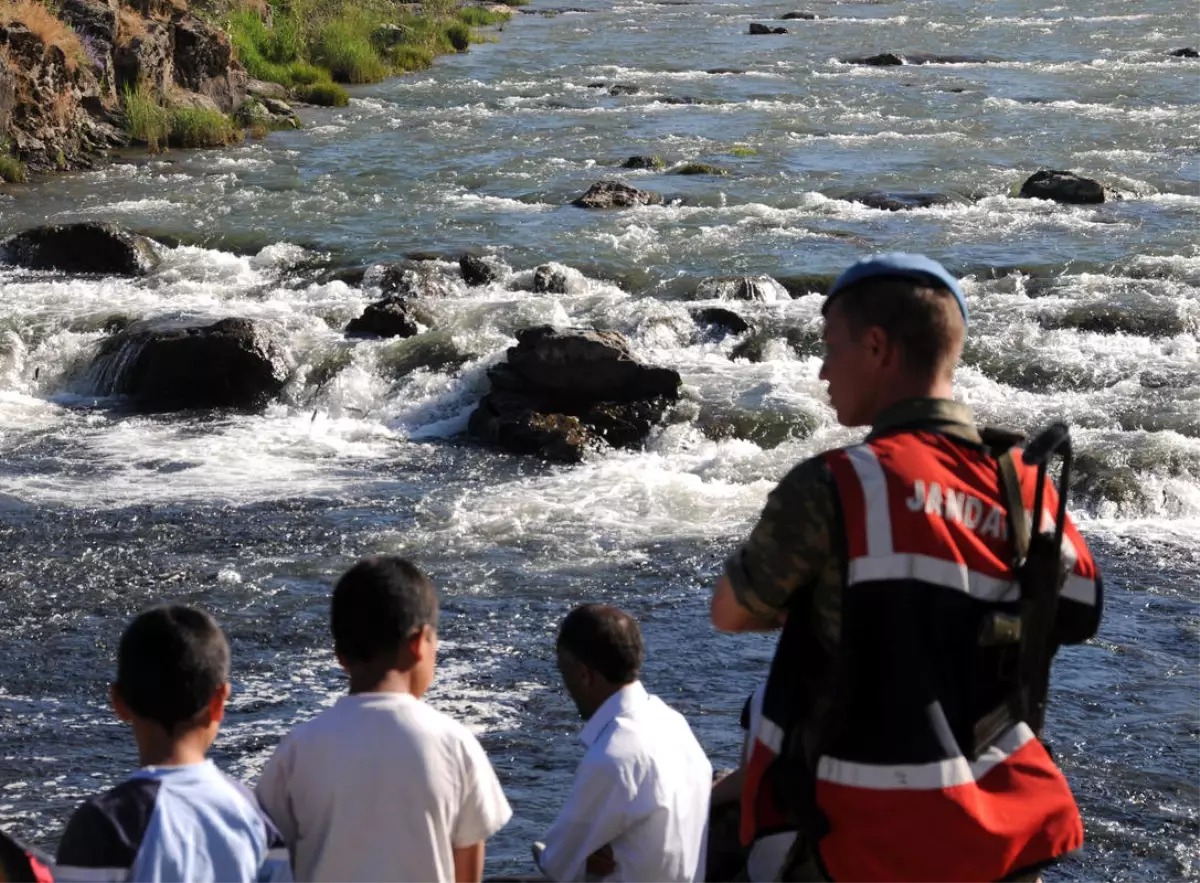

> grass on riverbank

[
  {"left": 122, "top": 86, "right": 244, "bottom": 152},
  {"left": 0, "top": 150, "right": 29, "bottom": 184},
  {"left": 226, "top": 0, "right": 511, "bottom": 93}
]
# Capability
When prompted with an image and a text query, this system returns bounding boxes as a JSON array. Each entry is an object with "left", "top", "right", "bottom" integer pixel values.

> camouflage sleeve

[{"left": 725, "top": 456, "right": 840, "bottom": 619}]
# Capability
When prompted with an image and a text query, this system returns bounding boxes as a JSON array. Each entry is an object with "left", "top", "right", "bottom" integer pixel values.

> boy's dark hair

[
  {"left": 823, "top": 278, "right": 965, "bottom": 378},
  {"left": 331, "top": 556, "right": 439, "bottom": 664},
  {"left": 557, "top": 604, "right": 643, "bottom": 685},
  {"left": 115, "top": 605, "right": 230, "bottom": 732}
]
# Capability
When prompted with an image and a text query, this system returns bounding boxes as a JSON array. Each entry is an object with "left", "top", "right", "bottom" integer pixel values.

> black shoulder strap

[{"left": 996, "top": 451, "right": 1030, "bottom": 564}]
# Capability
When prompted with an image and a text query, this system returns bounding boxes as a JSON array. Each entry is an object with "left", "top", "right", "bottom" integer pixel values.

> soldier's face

[{"left": 819, "top": 304, "right": 886, "bottom": 426}]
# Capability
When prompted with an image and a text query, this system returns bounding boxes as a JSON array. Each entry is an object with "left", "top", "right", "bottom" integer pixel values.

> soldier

[{"left": 711, "top": 254, "right": 1103, "bottom": 882}]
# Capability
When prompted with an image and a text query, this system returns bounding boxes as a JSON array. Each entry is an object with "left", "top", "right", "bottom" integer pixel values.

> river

[{"left": 0, "top": 0, "right": 1197, "bottom": 877}]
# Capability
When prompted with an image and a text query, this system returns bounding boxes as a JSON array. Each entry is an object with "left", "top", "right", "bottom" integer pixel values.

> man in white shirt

[
  {"left": 256, "top": 556, "right": 512, "bottom": 882},
  {"left": 535, "top": 604, "right": 712, "bottom": 883}
]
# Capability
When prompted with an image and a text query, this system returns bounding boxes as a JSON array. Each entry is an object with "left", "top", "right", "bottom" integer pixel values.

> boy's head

[
  {"left": 556, "top": 604, "right": 643, "bottom": 721},
  {"left": 331, "top": 556, "right": 440, "bottom": 697},
  {"left": 112, "top": 605, "right": 231, "bottom": 743}
]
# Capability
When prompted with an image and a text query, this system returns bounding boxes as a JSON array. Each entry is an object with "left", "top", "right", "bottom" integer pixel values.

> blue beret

[{"left": 827, "top": 253, "right": 968, "bottom": 325}]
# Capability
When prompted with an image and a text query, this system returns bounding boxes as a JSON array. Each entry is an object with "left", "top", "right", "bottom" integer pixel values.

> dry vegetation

[{"left": 0, "top": 0, "right": 90, "bottom": 72}]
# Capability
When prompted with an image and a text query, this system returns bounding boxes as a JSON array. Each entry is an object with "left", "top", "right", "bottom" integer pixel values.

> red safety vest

[{"left": 741, "top": 428, "right": 1102, "bottom": 882}]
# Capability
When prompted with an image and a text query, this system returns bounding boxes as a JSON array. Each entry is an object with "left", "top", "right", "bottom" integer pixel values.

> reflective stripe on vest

[{"left": 810, "top": 431, "right": 1093, "bottom": 882}]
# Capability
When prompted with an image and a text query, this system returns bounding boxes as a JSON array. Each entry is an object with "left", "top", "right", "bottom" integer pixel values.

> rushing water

[{"left": 1, "top": 0, "right": 1198, "bottom": 877}]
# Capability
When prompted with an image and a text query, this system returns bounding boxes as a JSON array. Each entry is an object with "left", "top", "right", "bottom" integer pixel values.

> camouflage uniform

[{"left": 724, "top": 397, "right": 982, "bottom": 882}]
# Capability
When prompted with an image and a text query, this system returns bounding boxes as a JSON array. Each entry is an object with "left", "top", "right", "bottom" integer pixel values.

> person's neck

[
  {"left": 581, "top": 680, "right": 628, "bottom": 721},
  {"left": 133, "top": 724, "right": 212, "bottom": 768},
  {"left": 348, "top": 667, "right": 418, "bottom": 697},
  {"left": 868, "top": 375, "right": 954, "bottom": 423}
]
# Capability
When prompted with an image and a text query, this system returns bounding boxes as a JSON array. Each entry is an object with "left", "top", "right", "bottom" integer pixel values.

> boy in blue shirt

[{"left": 55, "top": 605, "right": 291, "bottom": 883}]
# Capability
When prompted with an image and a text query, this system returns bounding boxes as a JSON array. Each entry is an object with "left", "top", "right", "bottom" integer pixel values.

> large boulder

[
  {"left": 114, "top": 19, "right": 172, "bottom": 96},
  {"left": 572, "top": 180, "right": 663, "bottom": 209},
  {"left": 345, "top": 297, "right": 421, "bottom": 338},
  {"left": 1, "top": 223, "right": 160, "bottom": 275},
  {"left": 460, "top": 252, "right": 506, "bottom": 287},
  {"left": 86, "top": 317, "right": 288, "bottom": 411},
  {"left": 692, "top": 307, "right": 750, "bottom": 336},
  {"left": 694, "top": 275, "right": 789, "bottom": 303},
  {"left": 468, "top": 326, "right": 681, "bottom": 462},
  {"left": 172, "top": 14, "right": 246, "bottom": 113},
  {"left": 1018, "top": 170, "right": 1105, "bottom": 205},
  {"left": 533, "top": 264, "right": 569, "bottom": 294}
]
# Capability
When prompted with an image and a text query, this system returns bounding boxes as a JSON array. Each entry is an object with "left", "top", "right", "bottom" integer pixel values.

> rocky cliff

[{"left": 0, "top": 0, "right": 246, "bottom": 172}]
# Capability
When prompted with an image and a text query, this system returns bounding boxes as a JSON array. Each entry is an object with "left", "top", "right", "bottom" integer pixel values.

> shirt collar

[
  {"left": 579, "top": 681, "right": 649, "bottom": 748},
  {"left": 868, "top": 397, "right": 979, "bottom": 444}
]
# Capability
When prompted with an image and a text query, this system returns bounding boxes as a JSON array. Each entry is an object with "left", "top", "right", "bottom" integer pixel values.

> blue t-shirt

[{"left": 56, "top": 760, "right": 291, "bottom": 883}]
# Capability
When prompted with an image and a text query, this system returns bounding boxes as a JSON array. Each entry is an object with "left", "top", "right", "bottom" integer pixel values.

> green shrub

[
  {"left": 457, "top": 6, "right": 510, "bottom": 27},
  {"left": 444, "top": 21, "right": 471, "bottom": 52},
  {"left": 122, "top": 84, "right": 172, "bottom": 151},
  {"left": 288, "top": 61, "right": 327, "bottom": 85},
  {"left": 314, "top": 13, "right": 389, "bottom": 83},
  {"left": 295, "top": 81, "right": 351, "bottom": 106},
  {"left": 387, "top": 43, "right": 434, "bottom": 72},
  {"left": 0, "top": 151, "right": 27, "bottom": 183},
  {"left": 169, "top": 106, "right": 243, "bottom": 148}
]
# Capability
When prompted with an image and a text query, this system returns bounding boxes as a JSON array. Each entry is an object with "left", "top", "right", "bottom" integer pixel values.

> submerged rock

[
  {"left": 1018, "top": 170, "right": 1105, "bottom": 205},
  {"left": 468, "top": 326, "right": 681, "bottom": 462},
  {"left": 695, "top": 275, "right": 789, "bottom": 303},
  {"left": 845, "top": 190, "right": 963, "bottom": 211},
  {"left": 86, "top": 317, "right": 287, "bottom": 411},
  {"left": 572, "top": 180, "right": 663, "bottom": 209},
  {"left": 673, "top": 162, "right": 730, "bottom": 176},
  {"left": 730, "top": 327, "right": 821, "bottom": 362},
  {"left": 748, "top": 22, "right": 789, "bottom": 34},
  {"left": 345, "top": 297, "right": 421, "bottom": 339},
  {"left": 780, "top": 11, "right": 819, "bottom": 19},
  {"left": 1, "top": 223, "right": 160, "bottom": 276},
  {"left": 460, "top": 253, "right": 506, "bottom": 287},
  {"left": 370, "top": 260, "right": 459, "bottom": 298},
  {"left": 692, "top": 307, "right": 751, "bottom": 336},
  {"left": 1169, "top": 47, "right": 1198, "bottom": 58},
  {"left": 843, "top": 52, "right": 991, "bottom": 66},
  {"left": 622, "top": 155, "right": 667, "bottom": 170},
  {"left": 609, "top": 83, "right": 640, "bottom": 96},
  {"left": 533, "top": 264, "right": 569, "bottom": 294}
]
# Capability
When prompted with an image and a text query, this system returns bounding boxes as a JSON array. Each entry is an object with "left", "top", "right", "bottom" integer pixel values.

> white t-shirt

[
  {"left": 743, "top": 684, "right": 797, "bottom": 883},
  {"left": 537, "top": 681, "right": 712, "bottom": 883},
  {"left": 256, "top": 692, "right": 512, "bottom": 883}
]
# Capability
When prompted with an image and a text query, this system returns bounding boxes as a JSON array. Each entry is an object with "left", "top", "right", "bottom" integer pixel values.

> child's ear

[
  {"left": 407, "top": 625, "right": 430, "bottom": 662},
  {"left": 208, "top": 683, "right": 232, "bottom": 725},
  {"left": 110, "top": 684, "right": 134, "bottom": 723}
]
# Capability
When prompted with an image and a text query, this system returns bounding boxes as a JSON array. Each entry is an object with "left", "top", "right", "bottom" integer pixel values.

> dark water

[{"left": 1, "top": 0, "right": 1197, "bottom": 878}]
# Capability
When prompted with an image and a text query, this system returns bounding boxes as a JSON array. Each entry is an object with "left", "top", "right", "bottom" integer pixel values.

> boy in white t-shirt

[{"left": 256, "top": 556, "right": 512, "bottom": 883}]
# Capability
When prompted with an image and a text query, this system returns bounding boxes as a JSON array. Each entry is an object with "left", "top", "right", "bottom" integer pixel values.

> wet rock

[
  {"left": 572, "top": 180, "right": 663, "bottom": 209},
  {"left": 87, "top": 317, "right": 288, "bottom": 411},
  {"left": 608, "top": 83, "right": 640, "bottom": 96},
  {"left": 345, "top": 297, "right": 421, "bottom": 338},
  {"left": 460, "top": 252, "right": 505, "bottom": 286},
  {"left": 533, "top": 264, "right": 569, "bottom": 294},
  {"left": 378, "top": 331, "right": 468, "bottom": 379},
  {"left": 1018, "top": 169, "right": 1105, "bottom": 205},
  {"left": 622, "top": 155, "right": 666, "bottom": 170},
  {"left": 673, "top": 162, "right": 729, "bottom": 176},
  {"left": 780, "top": 11, "right": 818, "bottom": 19},
  {"left": 1, "top": 223, "right": 160, "bottom": 276},
  {"left": 843, "top": 52, "right": 990, "bottom": 66},
  {"left": 692, "top": 307, "right": 750, "bottom": 336},
  {"left": 695, "top": 275, "right": 789, "bottom": 303},
  {"left": 1169, "top": 47, "right": 1198, "bottom": 58},
  {"left": 371, "top": 260, "right": 458, "bottom": 298},
  {"left": 731, "top": 327, "right": 821, "bottom": 362},
  {"left": 1037, "top": 305, "right": 1189, "bottom": 338},
  {"left": 845, "top": 190, "right": 962, "bottom": 211},
  {"left": 235, "top": 97, "right": 301, "bottom": 131},
  {"left": 585, "top": 81, "right": 608, "bottom": 88},
  {"left": 172, "top": 14, "right": 246, "bottom": 114},
  {"left": 748, "top": 23, "right": 789, "bottom": 34},
  {"left": 699, "top": 405, "right": 819, "bottom": 448},
  {"left": 705, "top": 67, "right": 746, "bottom": 74},
  {"left": 657, "top": 95, "right": 705, "bottom": 105},
  {"left": 468, "top": 326, "right": 681, "bottom": 463}
]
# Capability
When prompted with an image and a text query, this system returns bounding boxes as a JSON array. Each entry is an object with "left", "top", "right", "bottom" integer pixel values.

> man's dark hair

[
  {"left": 331, "top": 556, "right": 439, "bottom": 664},
  {"left": 557, "top": 604, "right": 644, "bottom": 685},
  {"left": 115, "top": 605, "right": 230, "bottom": 732},
  {"left": 823, "top": 277, "right": 965, "bottom": 377}
]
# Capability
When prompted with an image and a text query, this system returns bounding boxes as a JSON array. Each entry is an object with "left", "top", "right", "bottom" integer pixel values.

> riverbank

[{"left": 0, "top": 0, "right": 516, "bottom": 181}]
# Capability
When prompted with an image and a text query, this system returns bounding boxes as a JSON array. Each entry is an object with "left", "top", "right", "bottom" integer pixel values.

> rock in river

[
  {"left": 1, "top": 223, "right": 160, "bottom": 276},
  {"left": 86, "top": 317, "right": 288, "bottom": 411},
  {"left": 572, "top": 180, "right": 663, "bottom": 209},
  {"left": 468, "top": 326, "right": 681, "bottom": 462},
  {"left": 1018, "top": 169, "right": 1105, "bottom": 205}
]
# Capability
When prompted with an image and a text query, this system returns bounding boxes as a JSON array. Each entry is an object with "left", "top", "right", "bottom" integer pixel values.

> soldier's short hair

[
  {"left": 557, "top": 604, "right": 644, "bottom": 685},
  {"left": 823, "top": 278, "right": 964, "bottom": 378}
]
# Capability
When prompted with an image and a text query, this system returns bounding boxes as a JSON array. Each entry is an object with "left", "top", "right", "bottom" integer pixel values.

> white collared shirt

[{"left": 538, "top": 682, "right": 712, "bottom": 883}]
